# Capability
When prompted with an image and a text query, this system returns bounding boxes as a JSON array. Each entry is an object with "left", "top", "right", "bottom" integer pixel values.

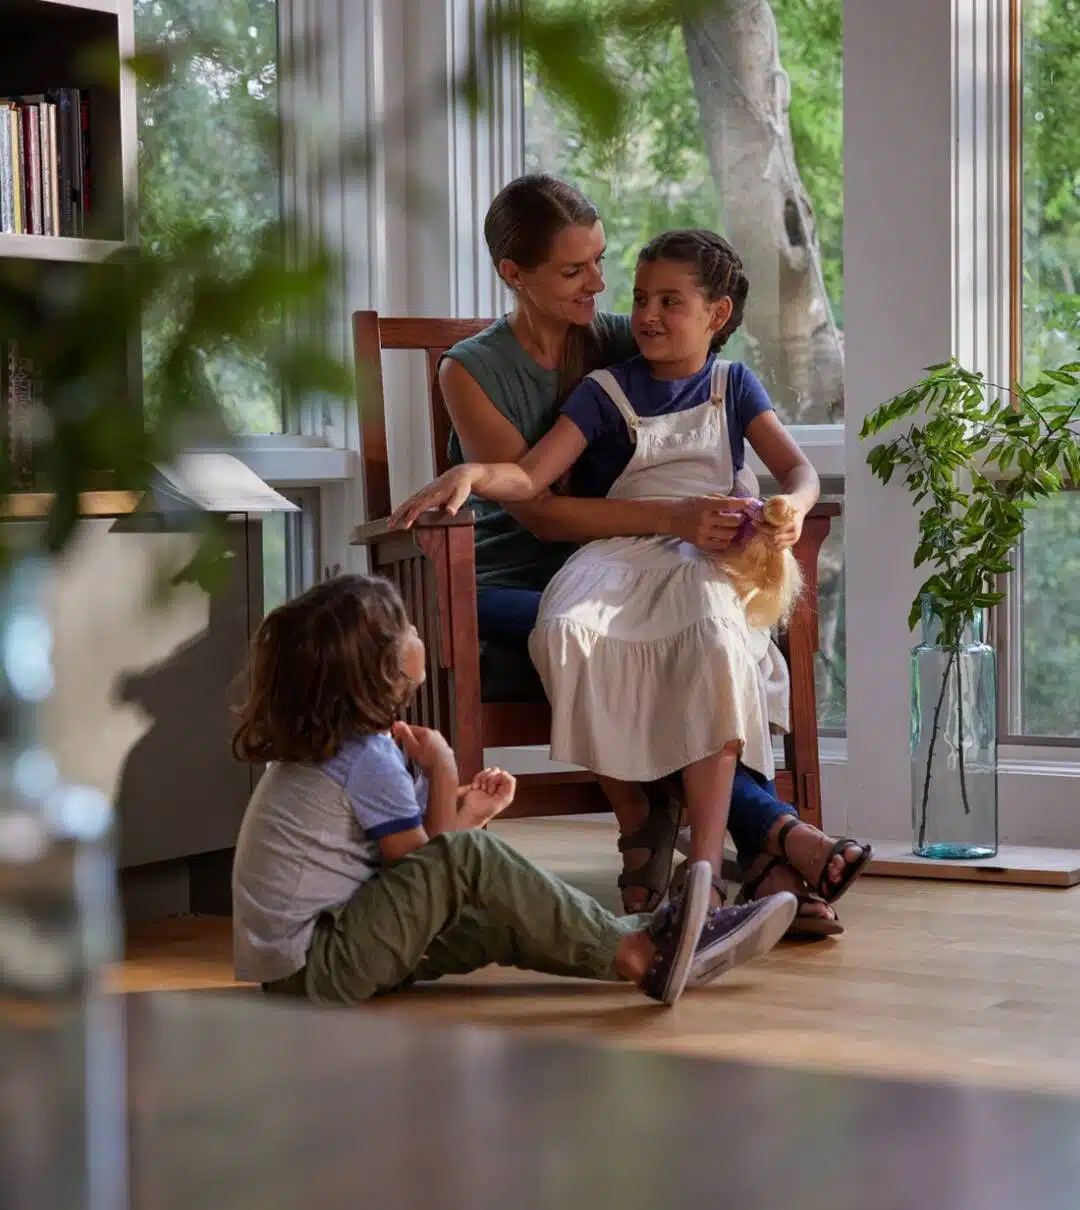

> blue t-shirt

[
  {"left": 562, "top": 354, "right": 773, "bottom": 499},
  {"left": 321, "top": 733, "right": 428, "bottom": 839},
  {"left": 232, "top": 733, "right": 429, "bottom": 984}
]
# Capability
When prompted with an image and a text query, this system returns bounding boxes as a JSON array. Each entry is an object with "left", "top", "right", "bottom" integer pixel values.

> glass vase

[
  {"left": 909, "top": 599, "right": 998, "bottom": 859},
  {"left": 0, "top": 558, "right": 127, "bottom": 1210}
]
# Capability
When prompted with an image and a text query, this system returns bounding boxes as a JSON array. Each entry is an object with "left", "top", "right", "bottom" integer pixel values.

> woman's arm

[
  {"left": 439, "top": 358, "right": 750, "bottom": 550},
  {"left": 745, "top": 411, "right": 821, "bottom": 547},
  {"left": 390, "top": 417, "right": 587, "bottom": 529}
]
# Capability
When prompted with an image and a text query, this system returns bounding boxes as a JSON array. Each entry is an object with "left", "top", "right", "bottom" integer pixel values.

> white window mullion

[{"left": 843, "top": 0, "right": 958, "bottom": 842}]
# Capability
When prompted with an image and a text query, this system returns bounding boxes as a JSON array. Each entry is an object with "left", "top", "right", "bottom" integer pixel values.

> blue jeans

[{"left": 477, "top": 587, "right": 797, "bottom": 870}]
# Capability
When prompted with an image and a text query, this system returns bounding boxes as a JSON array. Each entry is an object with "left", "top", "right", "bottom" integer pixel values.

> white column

[{"left": 842, "top": 0, "right": 957, "bottom": 839}]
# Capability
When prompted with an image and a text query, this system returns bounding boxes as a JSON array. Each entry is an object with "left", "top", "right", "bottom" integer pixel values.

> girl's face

[
  {"left": 399, "top": 623, "right": 426, "bottom": 686},
  {"left": 500, "top": 222, "right": 607, "bottom": 328},
  {"left": 630, "top": 259, "right": 732, "bottom": 377}
]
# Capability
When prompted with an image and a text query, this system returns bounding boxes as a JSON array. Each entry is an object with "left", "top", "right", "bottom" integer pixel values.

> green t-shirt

[{"left": 443, "top": 313, "right": 636, "bottom": 592}]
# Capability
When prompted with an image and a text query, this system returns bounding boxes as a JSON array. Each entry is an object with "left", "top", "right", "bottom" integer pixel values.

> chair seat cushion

[{"left": 479, "top": 640, "right": 546, "bottom": 704}]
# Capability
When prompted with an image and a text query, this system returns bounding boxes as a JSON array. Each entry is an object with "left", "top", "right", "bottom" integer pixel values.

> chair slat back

[{"left": 352, "top": 312, "right": 493, "bottom": 519}]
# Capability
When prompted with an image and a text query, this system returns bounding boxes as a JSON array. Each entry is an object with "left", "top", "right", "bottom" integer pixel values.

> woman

[{"left": 437, "top": 173, "right": 866, "bottom": 935}]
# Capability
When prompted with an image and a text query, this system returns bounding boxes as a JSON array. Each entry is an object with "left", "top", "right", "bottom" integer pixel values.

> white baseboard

[{"left": 490, "top": 740, "right": 1080, "bottom": 851}]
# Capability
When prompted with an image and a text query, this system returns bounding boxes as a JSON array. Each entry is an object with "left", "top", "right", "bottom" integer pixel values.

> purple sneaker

[
  {"left": 686, "top": 892, "right": 798, "bottom": 988},
  {"left": 641, "top": 860, "right": 711, "bottom": 1006}
]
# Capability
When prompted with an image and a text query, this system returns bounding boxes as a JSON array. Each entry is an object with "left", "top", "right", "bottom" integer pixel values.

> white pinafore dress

[{"left": 527, "top": 359, "right": 790, "bottom": 784}]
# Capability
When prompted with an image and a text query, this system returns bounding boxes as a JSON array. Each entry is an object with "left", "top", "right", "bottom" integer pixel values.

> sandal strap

[
  {"left": 616, "top": 784, "right": 681, "bottom": 909},
  {"left": 738, "top": 854, "right": 785, "bottom": 903},
  {"left": 774, "top": 816, "right": 801, "bottom": 863},
  {"left": 816, "top": 838, "right": 872, "bottom": 902}
]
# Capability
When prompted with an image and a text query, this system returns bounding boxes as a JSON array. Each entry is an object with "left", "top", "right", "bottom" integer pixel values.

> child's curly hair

[
  {"left": 637, "top": 229, "right": 749, "bottom": 351},
  {"left": 232, "top": 574, "right": 414, "bottom": 764}
]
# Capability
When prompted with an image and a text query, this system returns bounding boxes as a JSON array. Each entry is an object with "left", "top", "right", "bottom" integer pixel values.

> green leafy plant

[{"left": 860, "top": 357, "right": 1080, "bottom": 830}]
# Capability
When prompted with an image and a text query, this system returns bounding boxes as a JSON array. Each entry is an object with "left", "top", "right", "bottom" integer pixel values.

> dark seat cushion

[{"left": 479, "top": 640, "right": 546, "bottom": 704}]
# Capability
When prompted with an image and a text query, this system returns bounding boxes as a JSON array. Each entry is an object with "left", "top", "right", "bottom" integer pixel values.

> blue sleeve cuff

[{"left": 365, "top": 813, "right": 424, "bottom": 840}]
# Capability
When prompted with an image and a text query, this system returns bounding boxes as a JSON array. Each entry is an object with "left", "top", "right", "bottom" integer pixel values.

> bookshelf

[{"left": 0, "top": 0, "right": 138, "bottom": 490}]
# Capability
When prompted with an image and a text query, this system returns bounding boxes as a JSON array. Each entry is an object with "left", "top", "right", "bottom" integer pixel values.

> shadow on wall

[{"left": 110, "top": 528, "right": 259, "bottom": 872}]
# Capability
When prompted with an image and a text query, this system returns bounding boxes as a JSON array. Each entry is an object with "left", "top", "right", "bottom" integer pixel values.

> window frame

[
  {"left": 268, "top": 0, "right": 1080, "bottom": 843},
  {"left": 999, "top": 0, "right": 1080, "bottom": 747}
]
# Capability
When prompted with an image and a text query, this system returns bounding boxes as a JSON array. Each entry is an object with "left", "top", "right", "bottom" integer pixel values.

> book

[{"left": 0, "top": 90, "right": 90, "bottom": 238}]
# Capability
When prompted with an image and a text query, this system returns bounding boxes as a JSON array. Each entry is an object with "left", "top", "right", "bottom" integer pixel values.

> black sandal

[
  {"left": 736, "top": 852, "right": 842, "bottom": 940},
  {"left": 775, "top": 818, "right": 873, "bottom": 906},
  {"left": 617, "top": 782, "right": 681, "bottom": 914}
]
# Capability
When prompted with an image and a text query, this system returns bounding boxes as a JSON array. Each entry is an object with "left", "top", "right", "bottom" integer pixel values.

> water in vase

[{"left": 910, "top": 605, "right": 998, "bottom": 859}]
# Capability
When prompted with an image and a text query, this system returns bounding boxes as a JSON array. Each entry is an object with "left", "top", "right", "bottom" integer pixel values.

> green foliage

[
  {"left": 522, "top": 0, "right": 843, "bottom": 320},
  {"left": 861, "top": 359, "right": 1080, "bottom": 652},
  {"left": 135, "top": 0, "right": 283, "bottom": 434}
]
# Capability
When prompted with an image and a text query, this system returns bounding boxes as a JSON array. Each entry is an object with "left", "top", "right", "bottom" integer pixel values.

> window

[
  {"left": 524, "top": 0, "right": 846, "bottom": 726},
  {"left": 262, "top": 488, "right": 319, "bottom": 611},
  {"left": 1016, "top": 0, "right": 1080, "bottom": 739},
  {"left": 134, "top": 0, "right": 283, "bottom": 434}
]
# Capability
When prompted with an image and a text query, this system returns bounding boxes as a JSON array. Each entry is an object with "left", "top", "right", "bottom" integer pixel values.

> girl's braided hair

[{"left": 637, "top": 229, "right": 749, "bottom": 351}]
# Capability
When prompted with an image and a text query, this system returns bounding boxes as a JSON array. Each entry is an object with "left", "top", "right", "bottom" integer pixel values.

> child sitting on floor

[{"left": 230, "top": 574, "right": 796, "bottom": 1006}]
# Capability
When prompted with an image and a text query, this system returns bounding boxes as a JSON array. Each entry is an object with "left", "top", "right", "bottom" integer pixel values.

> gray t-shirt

[
  {"left": 231, "top": 734, "right": 427, "bottom": 984},
  {"left": 443, "top": 312, "right": 636, "bottom": 592}
]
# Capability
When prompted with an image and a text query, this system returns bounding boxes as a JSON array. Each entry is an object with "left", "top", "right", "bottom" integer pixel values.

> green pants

[{"left": 267, "top": 830, "right": 644, "bottom": 1005}]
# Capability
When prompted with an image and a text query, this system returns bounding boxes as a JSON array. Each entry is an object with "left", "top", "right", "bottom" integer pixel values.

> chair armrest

[{"left": 351, "top": 508, "right": 475, "bottom": 548}]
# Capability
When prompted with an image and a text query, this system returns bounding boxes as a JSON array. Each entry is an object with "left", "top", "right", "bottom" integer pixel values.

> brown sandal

[
  {"left": 775, "top": 818, "right": 872, "bottom": 906},
  {"left": 617, "top": 782, "right": 681, "bottom": 914},
  {"left": 736, "top": 853, "right": 843, "bottom": 939}
]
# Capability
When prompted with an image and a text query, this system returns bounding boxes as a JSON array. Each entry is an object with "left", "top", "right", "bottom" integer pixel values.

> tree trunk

[{"left": 682, "top": 1, "right": 843, "bottom": 424}]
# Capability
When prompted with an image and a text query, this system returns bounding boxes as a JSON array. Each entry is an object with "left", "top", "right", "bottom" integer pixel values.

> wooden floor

[{"left": 109, "top": 817, "right": 1080, "bottom": 1096}]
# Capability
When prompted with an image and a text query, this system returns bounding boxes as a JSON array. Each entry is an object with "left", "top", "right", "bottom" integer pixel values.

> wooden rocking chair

[{"left": 351, "top": 311, "right": 839, "bottom": 828}]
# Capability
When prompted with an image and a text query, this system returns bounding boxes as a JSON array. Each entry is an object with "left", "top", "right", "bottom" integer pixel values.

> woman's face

[
  {"left": 630, "top": 258, "right": 731, "bottom": 373},
  {"left": 501, "top": 222, "right": 607, "bottom": 327}
]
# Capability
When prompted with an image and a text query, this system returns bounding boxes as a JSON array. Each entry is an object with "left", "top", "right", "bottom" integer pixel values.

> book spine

[
  {"left": 55, "top": 91, "right": 74, "bottom": 237},
  {"left": 26, "top": 105, "right": 42, "bottom": 236},
  {"left": 0, "top": 107, "right": 12, "bottom": 235},
  {"left": 66, "top": 89, "right": 83, "bottom": 237},
  {"left": 79, "top": 91, "right": 91, "bottom": 223},
  {"left": 48, "top": 104, "right": 60, "bottom": 237},
  {"left": 39, "top": 102, "right": 52, "bottom": 238},
  {"left": 7, "top": 343, "right": 36, "bottom": 490},
  {"left": 12, "top": 106, "right": 24, "bottom": 234}
]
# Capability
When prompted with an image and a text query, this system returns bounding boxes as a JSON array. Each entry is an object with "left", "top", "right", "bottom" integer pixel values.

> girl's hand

[
  {"left": 391, "top": 721, "right": 457, "bottom": 779},
  {"left": 761, "top": 495, "right": 805, "bottom": 550},
  {"left": 390, "top": 466, "right": 478, "bottom": 529},
  {"left": 459, "top": 767, "right": 517, "bottom": 826},
  {"left": 666, "top": 495, "right": 753, "bottom": 552}
]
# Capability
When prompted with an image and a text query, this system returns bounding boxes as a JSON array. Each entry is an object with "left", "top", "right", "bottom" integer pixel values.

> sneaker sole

[
  {"left": 659, "top": 860, "right": 711, "bottom": 1006},
  {"left": 688, "top": 891, "right": 799, "bottom": 988}
]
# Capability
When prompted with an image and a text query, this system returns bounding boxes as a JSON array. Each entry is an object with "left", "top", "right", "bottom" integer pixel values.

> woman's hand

[
  {"left": 665, "top": 496, "right": 753, "bottom": 552},
  {"left": 459, "top": 767, "right": 517, "bottom": 827},
  {"left": 390, "top": 466, "right": 479, "bottom": 530}
]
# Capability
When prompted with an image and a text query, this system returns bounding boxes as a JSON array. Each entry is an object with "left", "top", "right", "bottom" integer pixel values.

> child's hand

[
  {"left": 761, "top": 495, "right": 805, "bottom": 550},
  {"left": 665, "top": 495, "right": 753, "bottom": 552},
  {"left": 390, "top": 466, "right": 478, "bottom": 529},
  {"left": 459, "top": 767, "right": 517, "bottom": 826},
  {"left": 391, "top": 721, "right": 457, "bottom": 778}
]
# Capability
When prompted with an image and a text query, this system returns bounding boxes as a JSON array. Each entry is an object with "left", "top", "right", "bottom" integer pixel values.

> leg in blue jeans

[
  {"left": 476, "top": 587, "right": 544, "bottom": 644},
  {"left": 726, "top": 765, "right": 797, "bottom": 872}
]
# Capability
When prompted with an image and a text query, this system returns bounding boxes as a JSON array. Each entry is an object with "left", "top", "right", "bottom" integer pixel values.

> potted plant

[{"left": 861, "top": 358, "right": 1080, "bottom": 857}]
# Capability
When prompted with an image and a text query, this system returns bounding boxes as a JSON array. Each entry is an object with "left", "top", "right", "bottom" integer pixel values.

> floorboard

[{"left": 109, "top": 817, "right": 1080, "bottom": 1095}]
